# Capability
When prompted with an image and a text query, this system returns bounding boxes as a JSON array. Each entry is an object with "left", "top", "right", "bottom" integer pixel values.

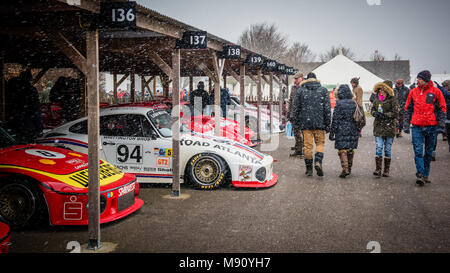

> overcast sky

[{"left": 137, "top": 0, "right": 450, "bottom": 76}]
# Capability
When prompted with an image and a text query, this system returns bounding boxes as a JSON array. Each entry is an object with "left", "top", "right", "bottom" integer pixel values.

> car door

[{"left": 100, "top": 113, "right": 172, "bottom": 183}]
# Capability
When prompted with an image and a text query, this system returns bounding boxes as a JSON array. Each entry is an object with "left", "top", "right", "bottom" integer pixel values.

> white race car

[
  {"left": 227, "top": 96, "right": 284, "bottom": 134},
  {"left": 38, "top": 105, "right": 278, "bottom": 190}
]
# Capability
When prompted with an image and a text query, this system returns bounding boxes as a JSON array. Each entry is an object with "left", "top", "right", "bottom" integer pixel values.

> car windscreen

[
  {"left": 147, "top": 110, "right": 173, "bottom": 137},
  {"left": 147, "top": 110, "right": 189, "bottom": 137}
]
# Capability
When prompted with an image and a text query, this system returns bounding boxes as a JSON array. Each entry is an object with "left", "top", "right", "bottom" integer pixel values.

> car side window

[{"left": 100, "top": 114, "right": 157, "bottom": 137}]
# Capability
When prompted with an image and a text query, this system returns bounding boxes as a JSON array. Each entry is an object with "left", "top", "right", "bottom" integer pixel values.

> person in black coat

[
  {"left": 329, "top": 84, "right": 360, "bottom": 178},
  {"left": 292, "top": 72, "right": 331, "bottom": 176},
  {"left": 4, "top": 70, "right": 43, "bottom": 143},
  {"left": 189, "top": 81, "right": 210, "bottom": 116}
]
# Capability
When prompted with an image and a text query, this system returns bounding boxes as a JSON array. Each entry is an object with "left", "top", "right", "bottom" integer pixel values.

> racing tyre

[
  {"left": 0, "top": 176, "right": 48, "bottom": 229},
  {"left": 185, "top": 153, "right": 230, "bottom": 190}
]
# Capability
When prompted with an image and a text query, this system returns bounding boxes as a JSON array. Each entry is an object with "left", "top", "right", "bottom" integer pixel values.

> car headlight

[
  {"left": 86, "top": 195, "right": 108, "bottom": 214},
  {"left": 255, "top": 167, "right": 266, "bottom": 182}
]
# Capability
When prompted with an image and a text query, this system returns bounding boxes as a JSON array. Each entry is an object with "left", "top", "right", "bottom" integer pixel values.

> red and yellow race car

[{"left": 0, "top": 127, "right": 143, "bottom": 228}]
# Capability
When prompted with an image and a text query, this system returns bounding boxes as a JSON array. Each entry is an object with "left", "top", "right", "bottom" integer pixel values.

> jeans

[
  {"left": 412, "top": 125, "right": 437, "bottom": 177},
  {"left": 375, "top": 136, "right": 394, "bottom": 158}
]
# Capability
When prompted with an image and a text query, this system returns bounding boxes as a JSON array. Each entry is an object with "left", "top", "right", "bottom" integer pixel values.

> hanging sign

[
  {"left": 176, "top": 31, "right": 207, "bottom": 49},
  {"left": 100, "top": 1, "right": 137, "bottom": 30}
]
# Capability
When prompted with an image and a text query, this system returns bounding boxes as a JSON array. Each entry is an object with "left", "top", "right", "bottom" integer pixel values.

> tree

[
  {"left": 319, "top": 45, "right": 355, "bottom": 62},
  {"left": 371, "top": 50, "right": 385, "bottom": 61},
  {"left": 283, "top": 42, "right": 316, "bottom": 67},
  {"left": 393, "top": 53, "right": 402, "bottom": 61},
  {"left": 237, "top": 22, "right": 288, "bottom": 60}
]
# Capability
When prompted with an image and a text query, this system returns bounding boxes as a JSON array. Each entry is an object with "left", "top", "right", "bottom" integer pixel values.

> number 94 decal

[{"left": 116, "top": 144, "right": 143, "bottom": 164}]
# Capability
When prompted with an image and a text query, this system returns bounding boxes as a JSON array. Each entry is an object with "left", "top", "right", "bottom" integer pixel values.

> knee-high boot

[
  {"left": 382, "top": 157, "right": 391, "bottom": 177},
  {"left": 373, "top": 156, "right": 382, "bottom": 177},
  {"left": 347, "top": 150, "right": 354, "bottom": 175},
  {"left": 338, "top": 150, "right": 349, "bottom": 178}
]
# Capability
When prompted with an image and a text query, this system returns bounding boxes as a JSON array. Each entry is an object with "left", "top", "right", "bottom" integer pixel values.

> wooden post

[
  {"left": 130, "top": 71, "right": 135, "bottom": 103},
  {"left": 1, "top": 56, "right": 5, "bottom": 122},
  {"left": 113, "top": 73, "right": 118, "bottom": 104},
  {"left": 239, "top": 65, "right": 245, "bottom": 138},
  {"left": 269, "top": 72, "right": 274, "bottom": 134},
  {"left": 257, "top": 69, "right": 262, "bottom": 141},
  {"left": 86, "top": 29, "right": 101, "bottom": 250},
  {"left": 141, "top": 75, "right": 145, "bottom": 102},
  {"left": 189, "top": 76, "right": 193, "bottom": 94},
  {"left": 153, "top": 76, "right": 157, "bottom": 96},
  {"left": 171, "top": 49, "right": 181, "bottom": 197}
]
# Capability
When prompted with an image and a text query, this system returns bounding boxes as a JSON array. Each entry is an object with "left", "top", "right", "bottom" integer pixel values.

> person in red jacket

[{"left": 403, "top": 70, "right": 447, "bottom": 186}]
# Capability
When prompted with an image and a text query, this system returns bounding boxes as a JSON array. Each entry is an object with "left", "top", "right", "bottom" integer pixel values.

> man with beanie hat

[
  {"left": 288, "top": 72, "right": 305, "bottom": 157},
  {"left": 293, "top": 72, "right": 331, "bottom": 176},
  {"left": 350, "top": 77, "right": 363, "bottom": 108},
  {"left": 404, "top": 70, "right": 447, "bottom": 186}
]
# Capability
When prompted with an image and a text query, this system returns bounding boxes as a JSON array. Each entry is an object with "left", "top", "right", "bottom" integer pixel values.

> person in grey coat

[
  {"left": 393, "top": 78, "right": 409, "bottom": 137},
  {"left": 329, "top": 84, "right": 360, "bottom": 178}
]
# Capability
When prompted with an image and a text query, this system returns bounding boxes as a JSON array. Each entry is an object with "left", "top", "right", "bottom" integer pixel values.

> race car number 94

[{"left": 116, "top": 144, "right": 143, "bottom": 164}]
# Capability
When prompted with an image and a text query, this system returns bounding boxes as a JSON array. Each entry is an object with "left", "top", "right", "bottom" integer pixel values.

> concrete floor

[{"left": 9, "top": 118, "right": 450, "bottom": 253}]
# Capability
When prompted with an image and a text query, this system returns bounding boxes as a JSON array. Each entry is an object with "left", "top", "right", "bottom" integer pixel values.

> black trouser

[{"left": 447, "top": 123, "right": 450, "bottom": 148}]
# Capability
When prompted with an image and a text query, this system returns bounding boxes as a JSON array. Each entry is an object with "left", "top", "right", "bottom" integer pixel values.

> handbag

[{"left": 353, "top": 99, "right": 366, "bottom": 130}]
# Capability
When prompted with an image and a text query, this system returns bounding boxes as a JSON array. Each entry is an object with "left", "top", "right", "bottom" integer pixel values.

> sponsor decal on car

[{"left": 239, "top": 165, "right": 252, "bottom": 181}]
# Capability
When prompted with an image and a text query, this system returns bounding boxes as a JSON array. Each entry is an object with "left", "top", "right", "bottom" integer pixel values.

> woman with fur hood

[
  {"left": 370, "top": 82, "right": 400, "bottom": 177},
  {"left": 329, "top": 84, "right": 360, "bottom": 178}
]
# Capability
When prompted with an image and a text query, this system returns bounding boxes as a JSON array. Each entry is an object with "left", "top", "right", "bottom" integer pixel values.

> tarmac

[{"left": 8, "top": 117, "right": 450, "bottom": 253}]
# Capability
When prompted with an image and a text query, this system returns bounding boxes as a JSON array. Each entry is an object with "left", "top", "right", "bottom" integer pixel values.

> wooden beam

[
  {"left": 86, "top": 29, "right": 100, "bottom": 250},
  {"left": 44, "top": 31, "right": 87, "bottom": 76},
  {"left": 31, "top": 67, "right": 50, "bottom": 85},
  {"left": 197, "top": 63, "right": 217, "bottom": 83},
  {"left": 148, "top": 51, "right": 173, "bottom": 77}
]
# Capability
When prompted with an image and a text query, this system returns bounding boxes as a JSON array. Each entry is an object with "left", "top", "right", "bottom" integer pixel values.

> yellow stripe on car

[{"left": 0, "top": 162, "right": 124, "bottom": 189}]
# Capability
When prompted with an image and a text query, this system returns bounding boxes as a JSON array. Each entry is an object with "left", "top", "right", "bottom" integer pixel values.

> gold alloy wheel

[{"left": 193, "top": 157, "right": 220, "bottom": 185}]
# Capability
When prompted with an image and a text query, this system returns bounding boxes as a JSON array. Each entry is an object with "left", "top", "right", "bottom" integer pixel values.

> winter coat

[
  {"left": 292, "top": 78, "right": 331, "bottom": 131},
  {"left": 393, "top": 84, "right": 410, "bottom": 113},
  {"left": 435, "top": 84, "right": 450, "bottom": 121},
  {"left": 330, "top": 84, "right": 359, "bottom": 150},
  {"left": 404, "top": 81, "right": 447, "bottom": 128},
  {"left": 287, "top": 84, "right": 299, "bottom": 122},
  {"left": 209, "top": 88, "right": 231, "bottom": 117},
  {"left": 4, "top": 75, "right": 43, "bottom": 143},
  {"left": 189, "top": 88, "right": 210, "bottom": 113},
  {"left": 352, "top": 85, "right": 363, "bottom": 107},
  {"left": 370, "top": 82, "right": 399, "bottom": 138}
]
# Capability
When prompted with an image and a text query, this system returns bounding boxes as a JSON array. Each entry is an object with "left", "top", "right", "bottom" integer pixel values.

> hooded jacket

[
  {"left": 404, "top": 81, "right": 447, "bottom": 128},
  {"left": 330, "top": 84, "right": 359, "bottom": 150},
  {"left": 292, "top": 78, "right": 331, "bottom": 131},
  {"left": 370, "top": 82, "right": 399, "bottom": 138}
]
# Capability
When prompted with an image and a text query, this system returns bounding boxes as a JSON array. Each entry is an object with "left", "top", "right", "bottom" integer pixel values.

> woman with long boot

[
  {"left": 329, "top": 84, "right": 360, "bottom": 178},
  {"left": 370, "top": 82, "right": 399, "bottom": 177}
]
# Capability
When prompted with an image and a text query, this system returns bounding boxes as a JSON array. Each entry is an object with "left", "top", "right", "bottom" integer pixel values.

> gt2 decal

[
  {"left": 116, "top": 144, "right": 143, "bottom": 164},
  {"left": 157, "top": 157, "right": 171, "bottom": 167}
]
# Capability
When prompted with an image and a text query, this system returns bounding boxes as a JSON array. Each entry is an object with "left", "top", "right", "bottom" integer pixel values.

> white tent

[{"left": 312, "top": 54, "right": 384, "bottom": 102}]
